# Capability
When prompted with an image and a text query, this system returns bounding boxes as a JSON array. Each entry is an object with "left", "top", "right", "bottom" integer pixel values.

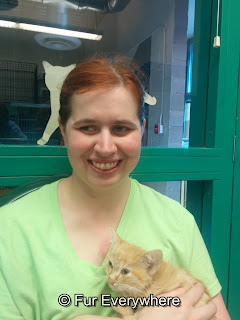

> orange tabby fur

[{"left": 105, "top": 230, "right": 215, "bottom": 320}]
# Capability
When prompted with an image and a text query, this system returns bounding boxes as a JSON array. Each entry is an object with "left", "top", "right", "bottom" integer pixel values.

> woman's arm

[{"left": 212, "top": 292, "right": 231, "bottom": 320}]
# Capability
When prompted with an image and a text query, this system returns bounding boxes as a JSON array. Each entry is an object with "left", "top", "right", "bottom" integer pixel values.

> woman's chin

[{"left": 88, "top": 175, "right": 128, "bottom": 190}]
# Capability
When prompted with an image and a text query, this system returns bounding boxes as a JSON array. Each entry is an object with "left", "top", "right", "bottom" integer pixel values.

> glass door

[
  {"left": 0, "top": 0, "right": 199, "bottom": 201},
  {"left": 0, "top": 0, "right": 195, "bottom": 150}
]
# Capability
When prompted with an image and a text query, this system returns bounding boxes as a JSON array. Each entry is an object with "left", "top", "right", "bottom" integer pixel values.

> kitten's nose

[{"left": 108, "top": 278, "right": 115, "bottom": 285}]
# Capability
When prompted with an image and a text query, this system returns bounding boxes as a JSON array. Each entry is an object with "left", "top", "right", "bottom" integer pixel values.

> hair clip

[{"left": 144, "top": 93, "right": 157, "bottom": 105}]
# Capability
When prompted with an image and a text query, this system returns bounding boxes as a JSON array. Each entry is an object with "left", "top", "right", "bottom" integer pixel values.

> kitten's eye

[
  {"left": 108, "top": 261, "right": 113, "bottom": 268},
  {"left": 121, "top": 269, "right": 130, "bottom": 275}
]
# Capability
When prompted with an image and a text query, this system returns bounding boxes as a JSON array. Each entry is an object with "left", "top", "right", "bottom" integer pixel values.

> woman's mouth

[
  {"left": 91, "top": 161, "right": 119, "bottom": 170},
  {"left": 89, "top": 160, "right": 121, "bottom": 172}
]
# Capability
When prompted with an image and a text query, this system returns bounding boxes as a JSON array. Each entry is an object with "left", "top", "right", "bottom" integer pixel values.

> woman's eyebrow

[
  {"left": 73, "top": 119, "right": 96, "bottom": 126},
  {"left": 114, "top": 120, "right": 138, "bottom": 126},
  {"left": 73, "top": 119, "right": 137, "bottom": 127}
]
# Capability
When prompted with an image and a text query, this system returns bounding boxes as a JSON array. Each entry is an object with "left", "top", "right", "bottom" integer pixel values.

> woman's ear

[
  {"left": 58, "top": 117, "right": 66, "bottom": 146},
  {"left": 141, "top": 118, "right": 146, "bottom": 139}
]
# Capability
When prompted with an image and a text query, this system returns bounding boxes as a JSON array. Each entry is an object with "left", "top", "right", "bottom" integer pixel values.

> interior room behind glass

[{"left": 0, "top": 0, "right": 194, "bottom": 148}]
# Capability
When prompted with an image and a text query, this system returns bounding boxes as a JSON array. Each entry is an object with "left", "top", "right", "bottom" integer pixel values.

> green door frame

[
  {"left": 228, "top": 45, "right": 240, "bottom": 318},
  {"left": 0, "top": 0, "right": 239, "bottom": 318}
]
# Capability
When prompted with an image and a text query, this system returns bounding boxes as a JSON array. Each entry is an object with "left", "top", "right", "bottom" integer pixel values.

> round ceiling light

[{"left": 34, "top": 33, "right": 82, "bottom": 51}]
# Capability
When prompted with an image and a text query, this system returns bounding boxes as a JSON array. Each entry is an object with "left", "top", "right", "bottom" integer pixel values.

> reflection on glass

[
  {"left": 0, "top": 0, "right": 195, "bottom": 147},
  {"left": 183, "top": 36, "right": 194, "bottom": 148},
  {"left": 0, "top": 187, "right": 14, "bottom": 197},
  {"left": 0, "top": 101, "right": 28, "bottom": 144}
]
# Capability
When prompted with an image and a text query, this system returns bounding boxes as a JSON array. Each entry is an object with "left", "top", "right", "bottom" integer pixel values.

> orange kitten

[{"left": 105, "top": 229, "right": 215, "bottom": 320}]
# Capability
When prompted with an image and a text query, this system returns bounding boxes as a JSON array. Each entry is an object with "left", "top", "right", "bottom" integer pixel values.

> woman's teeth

[{"left": 91, "top": 161, "right": 119, "bottom": 170}]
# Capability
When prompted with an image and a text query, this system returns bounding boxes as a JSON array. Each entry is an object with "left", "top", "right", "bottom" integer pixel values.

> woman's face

[{"left": 59, "top": 86, "right": 145, "bottom": 190}]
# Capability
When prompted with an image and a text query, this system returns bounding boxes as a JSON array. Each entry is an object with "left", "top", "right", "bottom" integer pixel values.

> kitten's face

[
  {"left": 106, "top": 237, "right": 162, "bottom": 296},
  {"left": 106, "top": 242, "right": 151, "bottom": 295}
]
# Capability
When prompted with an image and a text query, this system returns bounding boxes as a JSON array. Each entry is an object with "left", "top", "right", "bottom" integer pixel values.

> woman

[{"left": 0, "top": 56, "right": 229, "bottom": 320}]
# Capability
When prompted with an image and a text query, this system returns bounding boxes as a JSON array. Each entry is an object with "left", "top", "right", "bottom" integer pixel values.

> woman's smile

[{"left": 88, "top": 160, "right": 122, "bottom": 173}]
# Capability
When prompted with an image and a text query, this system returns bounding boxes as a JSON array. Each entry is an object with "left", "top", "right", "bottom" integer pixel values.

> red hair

[{"left": 59, "top": 55, "right": 146, "bottom": 126}]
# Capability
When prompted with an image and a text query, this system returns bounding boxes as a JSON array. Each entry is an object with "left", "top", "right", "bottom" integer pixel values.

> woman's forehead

[
  {"left": 72, "top": 86, "right": 136, "bottom": 102},
  {"left": 70, "top": 87, "right": 139, "bottom": 115}
]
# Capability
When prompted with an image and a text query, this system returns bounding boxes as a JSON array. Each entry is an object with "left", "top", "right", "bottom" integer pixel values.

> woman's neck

[{"left": 58, "top": 174, "right": 131, "bottom": 223}]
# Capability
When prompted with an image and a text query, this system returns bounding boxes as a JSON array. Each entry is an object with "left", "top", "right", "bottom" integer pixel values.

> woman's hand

[{"left": 137, "top": 283, "right": 217, "bottom": 320}]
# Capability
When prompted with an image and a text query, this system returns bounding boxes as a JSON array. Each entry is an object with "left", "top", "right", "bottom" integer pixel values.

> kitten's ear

[
  {"left": 140, "top": 250, "right": 162, "bottom": 274},
  {"left": 109, "top": 227, "right": 120, "bottom": 246},
  {"left": 42, "top": 61, "right": 52, "bottom": 71}
]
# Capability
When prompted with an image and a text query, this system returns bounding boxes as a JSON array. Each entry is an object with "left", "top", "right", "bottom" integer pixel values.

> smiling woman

[{"left": 0, "top": 55, "right": 229, "bottom": 320}]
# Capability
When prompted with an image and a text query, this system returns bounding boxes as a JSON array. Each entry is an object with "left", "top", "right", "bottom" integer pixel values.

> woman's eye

[
  {"left": 79, "top": 126, "right": 96, "bottom": 133},
  {"left": 114, "top": 126, "right": 129, "bottom": 134},
  {"left": 109, "top": 261, "right": 113, "bottom": 268},
  {"left": 121, "top": 269, "right": 130, "bottom": 275}
]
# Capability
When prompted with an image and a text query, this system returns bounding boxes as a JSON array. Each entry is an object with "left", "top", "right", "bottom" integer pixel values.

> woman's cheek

[
  {"left": 122, "top": 136, "right": 142, "bottom": 154},
  {"left": 67, "top": 133, "right": 91, "bottom": 152}
]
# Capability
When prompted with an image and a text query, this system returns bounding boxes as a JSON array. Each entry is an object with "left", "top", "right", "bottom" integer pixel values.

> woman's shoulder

[
  {"left": 131, "top": 179, "right": 191, "bottom": 217},
  {"left": 0, "top": 179, "right": 60, "bottom": 223}
]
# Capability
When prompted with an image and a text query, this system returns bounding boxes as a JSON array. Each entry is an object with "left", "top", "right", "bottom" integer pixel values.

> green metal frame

[
  {"left": 0, "top": 0, "right": 239, "bottom": 318},
  {"left": 206, "top": 1, "right": 240, "bottom": 318},
  {"left": 228, "top": 42, "right": 240, "bottom": 317},
  {"left": 0, "top": 146, "right": 222, "bottom": 185},
  {"left": 188, "top": 1, "right": 240, "bottom": 318}
]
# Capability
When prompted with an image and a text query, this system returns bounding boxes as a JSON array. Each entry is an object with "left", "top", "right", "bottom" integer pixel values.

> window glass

[
  {"left": 0, "top": 0, "right": 195, "bottom": 146},
  {"left": 141, "top": 181, "right": 183, "bottom": 204}
]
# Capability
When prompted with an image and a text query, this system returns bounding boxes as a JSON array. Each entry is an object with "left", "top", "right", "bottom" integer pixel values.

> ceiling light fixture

[
  {"left": 34, "top": 33, "right": 82, "bottom": 50},
  {"left": 0, "top": 19, "right": 102, "bottom": 40}
]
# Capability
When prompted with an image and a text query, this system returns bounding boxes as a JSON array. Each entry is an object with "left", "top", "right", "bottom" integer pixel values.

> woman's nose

[{"left": 94, "top": 130, "right": 117, "bottom": 155}]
